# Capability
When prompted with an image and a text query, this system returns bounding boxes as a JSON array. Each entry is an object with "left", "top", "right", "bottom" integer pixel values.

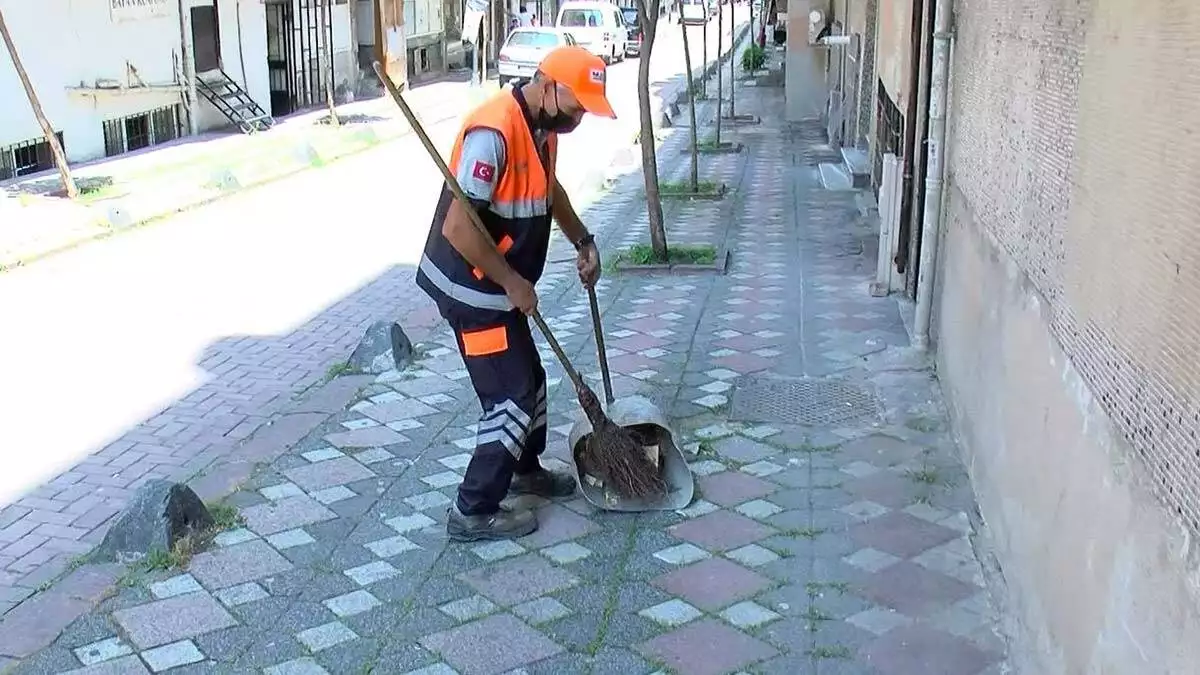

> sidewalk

[
  {"left": 2, "top": 44, "right": 1009, "bottom": 675},
  {"left": 0, "top": 12, "right": 746, "bottom": 274}
]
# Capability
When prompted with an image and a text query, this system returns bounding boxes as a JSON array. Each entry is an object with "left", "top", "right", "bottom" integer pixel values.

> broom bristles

[{"left": 577, "top": 382, "right": 667, "bottom": 499}]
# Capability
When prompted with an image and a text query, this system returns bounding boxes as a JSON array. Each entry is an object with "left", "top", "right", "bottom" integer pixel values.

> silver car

[{"left": 498, "top": 28, "right": 579, "bottom": 85}]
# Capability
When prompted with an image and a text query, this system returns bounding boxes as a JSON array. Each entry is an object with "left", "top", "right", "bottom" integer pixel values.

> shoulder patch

[{"left": 472, "top": 160, "right": 496, "bottom": 183}]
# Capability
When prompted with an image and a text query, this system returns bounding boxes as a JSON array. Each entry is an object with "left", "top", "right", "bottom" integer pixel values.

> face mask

[{"left": 535, "top": 85, "right": 581, "bottom": 134}]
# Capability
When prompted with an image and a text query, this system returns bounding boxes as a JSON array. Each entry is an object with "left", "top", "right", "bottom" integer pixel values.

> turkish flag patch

[{"left": 472, "top": 160, "right": 496, "bottom": 183}]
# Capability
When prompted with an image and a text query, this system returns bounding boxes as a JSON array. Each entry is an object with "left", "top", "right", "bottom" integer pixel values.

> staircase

[{"left": 196, "top": 70, "right": 274, "bottom": 134}]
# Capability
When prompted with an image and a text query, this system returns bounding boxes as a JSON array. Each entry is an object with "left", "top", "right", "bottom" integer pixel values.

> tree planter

[
  {"left": 658, "top": 181, "right": 729, "bottom": 200},
  {"left": 612, "top": 244, "right": 730, "bottom": 275}
]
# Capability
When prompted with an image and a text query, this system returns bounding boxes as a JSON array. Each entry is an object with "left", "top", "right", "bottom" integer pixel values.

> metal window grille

[
  {"left": 102, "top": 105, "right": 183, "bottom": 158},
  {"left": 0, "top": 133, "right": 63, "bottom": 181}
]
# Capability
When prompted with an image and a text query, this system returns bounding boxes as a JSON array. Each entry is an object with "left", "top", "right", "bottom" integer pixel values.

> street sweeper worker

[{"left": 415, "top": 46, "right": 615, "bottom": 541}]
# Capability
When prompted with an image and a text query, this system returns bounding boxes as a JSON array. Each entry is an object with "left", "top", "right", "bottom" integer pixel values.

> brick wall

[
  {"left": 946, "top": 0, "right": 1200, "bottom": 537},
  {"left": 938, "top": 0, "right": 1200, "bottom": 668}
]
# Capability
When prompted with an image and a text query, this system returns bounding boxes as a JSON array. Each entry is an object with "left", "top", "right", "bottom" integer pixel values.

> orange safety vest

[{"left": 416, "top": 88, "right": 558, "bottom": 317}]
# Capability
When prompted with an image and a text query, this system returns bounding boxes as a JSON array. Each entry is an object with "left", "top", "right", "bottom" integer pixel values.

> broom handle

[
  {"left": 586, "top": 286, "right": 615, "bottom": 405},
  {"left": 372, "top": 62, "right": 587, "bottom": 394}
]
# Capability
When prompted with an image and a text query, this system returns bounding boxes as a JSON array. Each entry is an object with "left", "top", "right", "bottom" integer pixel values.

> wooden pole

[{"left": 0, "top": 7, "right": 78, "bottom": 198}]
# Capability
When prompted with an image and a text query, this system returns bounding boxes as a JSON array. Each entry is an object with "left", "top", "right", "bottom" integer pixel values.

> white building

[{"left": 0, "top": 0, "right": 360, "bottom": 179}]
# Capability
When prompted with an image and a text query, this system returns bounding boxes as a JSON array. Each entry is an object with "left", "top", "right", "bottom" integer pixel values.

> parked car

[
  {"left": 678, "top": 0, "right": 708, "bottom": 25},
  {"left": 498, "top": 28, "right": 578, "bottom": 85},
  {"left": 556, "top": 0, "right": 628, "bottom": 64},
  {"left": 620, "top": 6, "right": 642, "bottom": 57}
]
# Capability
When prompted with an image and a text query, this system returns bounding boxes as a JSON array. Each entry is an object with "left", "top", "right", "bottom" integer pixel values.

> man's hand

[
  {"left": 503, "top": 275, "right": 539, "bottom": 315},
  {"left": 577, "top": 242, "right": 601, "bottom": 288}
]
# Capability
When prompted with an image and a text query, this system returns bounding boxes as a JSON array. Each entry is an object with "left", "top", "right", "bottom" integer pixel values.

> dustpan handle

[
  {"left": 372, "top": 61, "right": 588, "bottom": 394},
  {"left": 586, "top": 286, "right": 615, "bottom": 405}
]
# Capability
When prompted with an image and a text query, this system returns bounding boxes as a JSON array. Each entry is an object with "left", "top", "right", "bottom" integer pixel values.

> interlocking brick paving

[{"left": 3, "top": 39, "right": 1009, "bottom": 675}]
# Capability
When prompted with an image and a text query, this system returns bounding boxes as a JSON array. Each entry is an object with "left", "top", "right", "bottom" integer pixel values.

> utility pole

[
  {"left": 0, "top": 7, "right": 78, "bottom": 198},
  {"left": 319, "top": 0, "right": 340, "bottom": 125}
]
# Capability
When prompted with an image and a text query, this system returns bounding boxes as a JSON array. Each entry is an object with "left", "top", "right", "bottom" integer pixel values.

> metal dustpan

[{"left": 567, "top": 287, "right": 695, "bottom": 512}]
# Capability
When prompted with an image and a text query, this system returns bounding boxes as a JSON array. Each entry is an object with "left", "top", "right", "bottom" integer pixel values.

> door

[
  {"left": 191, "top": 5, "right": 221, "bottom": 73},
  {"left": 266, "top": 1, "right": 296, "bottom": 115}
]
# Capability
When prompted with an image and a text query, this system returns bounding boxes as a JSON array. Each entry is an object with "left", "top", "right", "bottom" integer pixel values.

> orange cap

[{"left": 537, "top": 46, "right": 616, "bottom": 119}]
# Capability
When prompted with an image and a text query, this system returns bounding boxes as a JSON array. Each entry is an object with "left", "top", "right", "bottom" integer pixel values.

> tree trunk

[
  {"left": 636, "top": 0, "right": 668, "bottom": 261},
  {"left": 700, "top": 19, "right": 707, "bottom": 99},
  {"left": 728, "top": 3, "right": 736, "bottom": 117},
  {"left": 680, "top": 18, "right": 699, "bottom": 192},
  {"left": 714, "top": 5, "right": 722, "bottom": 145},
  {"left": 320, "top": 0, "right": 340, "bottom": 125},
  {"left": 0, "top": 7, "right": 78, "bottom": 198}
]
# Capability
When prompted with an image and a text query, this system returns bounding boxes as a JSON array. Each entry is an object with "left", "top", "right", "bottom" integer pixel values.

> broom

[{"left": 372, "top": 63, "right": 665, "bottom": 500}]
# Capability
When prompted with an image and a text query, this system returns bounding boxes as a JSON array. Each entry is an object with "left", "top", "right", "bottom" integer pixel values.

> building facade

[{"left": 0, "top": 0, "right": 358, "bottom": 178}]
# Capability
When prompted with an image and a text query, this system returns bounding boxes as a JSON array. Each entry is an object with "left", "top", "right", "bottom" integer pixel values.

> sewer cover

[{"left": 728, "top": 375, "right": 881, "bottom": 426}]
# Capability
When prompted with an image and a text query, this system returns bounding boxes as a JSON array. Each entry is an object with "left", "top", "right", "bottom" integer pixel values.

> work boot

[
  {"left": 446, "top": 503, "right": 537, "bottom": 542},
  {"left": 509, "top": 468, "right": 577, "bottom": 498}
]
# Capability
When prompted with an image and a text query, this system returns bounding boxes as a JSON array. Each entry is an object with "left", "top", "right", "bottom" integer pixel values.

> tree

[
  {"left": 0, "top": 7, "right": 78, "bottom": 198},
  {"left": 700, "top": 16, "right": 708, "bottom": 99},
  {"left": 680, "top": 17, "right": 699, "bottom": 191},
  {"left": 727, "top": 2, "right": 737, "bottom": 118},
  {"left": 319, "top": 0, "right": 340, "bottom": 125},
  {"left": 714, "top": 3, "right": 723, "bottom": 145},
  {"left": 635, "top": 0, "right": 668, "bottom": 261}
]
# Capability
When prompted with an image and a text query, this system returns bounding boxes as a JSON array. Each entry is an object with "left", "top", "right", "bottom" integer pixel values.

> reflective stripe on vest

[{"left": 418, "top": 254, "right": 514, "bottom": 311}]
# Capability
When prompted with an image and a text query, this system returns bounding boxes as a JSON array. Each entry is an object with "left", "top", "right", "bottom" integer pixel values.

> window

[
  {"left": 560, "top": 9, "right": 603, "bottom": 27},
  {"left": 0, "top": 133, "right": 63, "bottom": 181},
  {"left": 102, "top": 105, "right": 182, "bottom": 158},
  {"left": 506, "top": 30, "right": 562, "bottom": 47}
]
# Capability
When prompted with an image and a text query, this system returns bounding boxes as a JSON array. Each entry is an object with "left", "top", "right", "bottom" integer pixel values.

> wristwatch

[{"left": 573, "top": 233, "right": 596, "bottom": 251}]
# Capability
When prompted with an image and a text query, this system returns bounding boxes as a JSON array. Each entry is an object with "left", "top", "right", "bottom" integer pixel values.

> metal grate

[
  {"left": 728, "top": 375, "right": 881, "bottom": 426},
  {"left": 103, "top": 106, "right": 182, "bottom": 158},
  {"left": 0, "top": 133, "right": 62, "bottom": 181}
]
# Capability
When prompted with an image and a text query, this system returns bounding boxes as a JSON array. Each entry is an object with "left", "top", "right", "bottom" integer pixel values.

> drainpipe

[
  {"left": 911, "top": 0, "right": 950, "bottom": 349},
  {"left": 895, "top": 0, "right": 924, "bottom": 281},
  {"left": 178, "top": 0, "right": 199, "bottom": 135}
]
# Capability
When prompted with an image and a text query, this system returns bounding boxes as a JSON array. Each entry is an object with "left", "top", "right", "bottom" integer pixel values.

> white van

[{"left": 556, "top": 1, "right": 628, "bottom": 64}]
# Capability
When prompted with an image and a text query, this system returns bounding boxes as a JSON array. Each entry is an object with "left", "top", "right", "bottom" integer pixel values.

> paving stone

[
  {"left": 668, "top": 510, "right": 775, "bottom": 551},
  {"left": 214, "top": 528, "right": 258, "bottom": 547},
  {"left": 140, "top": 639, "right": 205, "bottom": 672},
  {"left": 689, "top": 460, "right": 728, "bottom": 476},
  {"left": 844, "top": 547, "right": 901, "bottom": 573},
  {"left": 636, "top": 618, "right": 777, "bottom": 675},
  {"left": 676, "top": 500, "right": 720, "bottom": 518},
  {"left": 856, "top": 561, "right": 977, "bottom": 617},
  {"left": 419, "top": 613, "right": 563, "bottom": 675},
  {"left": 355, "top": 448, "right": 396, "bottom": 465},
  {"left": 725, "top": 544, "right": 781, "bottom": 568},
  {"left": 512, "top": 597, "right": 572, "bottom": 625},
  {"left": 421, "top": 471, "right": 463, "bottom": 489},
  {"left": 310, "top": 486, "right": 358, "bottom": 505},
  {"left": 113, "top": 593, "right": 237, "bottom": 649},
  {"left": 740, "top": 461, "right": 785, "bottom": 477},
  {"left": 344, "top": 561, "right": 401, "bottom": 587},
  {"left": 439, "top": 595, "right": 497, "bottom": 622},
  {"left": 712, "top": 437, "right": 779, "bottom": 464},
  {"left": 261, "top": 483, "right": 307, "bottom": 501},
  {"left": 324, "top": 590, "right": 382, "bottom": 618},
  {"left": 697, "top": 472, "right": 778, "bottom": 507},
  {"left": 735, "top": 499, "right": 783, "bottom": 520},
  {"left": 149, "top": 574, "right": 204, "bottom": 599},
  {"left": 652, "top": 543, "right": 712, "bottom": 565},
  {"left": 73, "top": 637, "right": 133, "bottom": 666},
  {"left": 651, "top": 558, "right": 773, "bottom": 612},
  {"left": 325, "top": 426, "right": 409, "bottom": 449},
  {"left": 302, "top": 448, "right": 346, "bottom": 463},
  {"left": 517, "top": 504, "right": 600, "bottom": 548},
  {"left": 472, "top": 540, "right": 525, "bottom": 562},
  {"left": 60, "top": 655, "right": 151, "bottom": 674},
  {"left": 539, "top": 542, "right": 592, "bottom": 564},
  {"left": 719, "top": 601, "right": 780, "bottom": 629},
  {"left": 861, "top": 624, "right": 1000, "bottom": 674},
  {"left": 638, "top": 599, "right": 702, "bottom": 627},
  {"left": 264, "top": 657, "right": 331, "bottom": 675},
  {"left": 240, "top": 495, "right": 338, "bottom": 536},
  {"left": 295, "top": 621, "right": 358, "bottom": 652},
  {"left": 400, "top": 665, "right": 457, "bottom": 675},
  {"left": 849, "top": 511, "right": 961, "bottom": 560},
  {"left": 188, "top": 539, "right": 294, "bottom": 589},
  {"left": 214, "top": 582, "right": 269, "bottom": 608},
  {"left": 386, "top": 512, "right": 439, "bottom": 534},
  {"left": 366, "top": 534, "right": 421, "bottom": 558},
  {"left": 267, "top": 528, "right": 317, "bottom": 550},
  {"left": 846, "top": 607, "right": 913, "bottom": 636},
  {"left": 459, "top": 554, "right": 578, "bottom": 606},
  {"left": 407, "top": 490, "right": 453, "bottom": 511},
  {"left": 284, "top": 456, "right": 376, "bottom": 492}
]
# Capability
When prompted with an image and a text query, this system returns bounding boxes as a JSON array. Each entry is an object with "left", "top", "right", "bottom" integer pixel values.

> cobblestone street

[{"left": 3, "top": 42, "right": 1008, "bottom": 675}]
